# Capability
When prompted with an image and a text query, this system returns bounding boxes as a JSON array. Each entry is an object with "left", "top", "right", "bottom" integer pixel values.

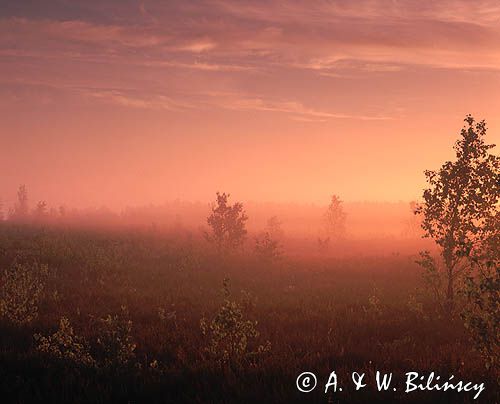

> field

[{"left": 0, "top": 222, "right": 496, "bottom": 403}]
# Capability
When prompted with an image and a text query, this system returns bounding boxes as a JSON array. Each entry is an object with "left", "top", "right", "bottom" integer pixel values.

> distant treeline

[{"left": 0, "top": 184, "right": 422, "bottom": 239}]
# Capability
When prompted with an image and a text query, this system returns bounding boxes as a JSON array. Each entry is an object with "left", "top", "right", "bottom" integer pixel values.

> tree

[
  {"left": 254, "top": 216, "right": 284, "bottom": 262},
  {"left": 255, "top": 232, "right": 283, "bottom": 262},
  {"left": 12, "top": 184, "right": 29, "bottom": 221},
  {"left": 461, "top": 194, "right": 499, "bottom": 368},
  {"left": 266, "top": 216, "right": 284, "bottom": 241},
  {"left": 416, "top": 115, "right": 499, "bottom": 316},
  {"left": 206, "top": 192, "right": 248, "bottom": 252},
  {"left": 324, "top": 194, "right": 346, "bottom": 241}
]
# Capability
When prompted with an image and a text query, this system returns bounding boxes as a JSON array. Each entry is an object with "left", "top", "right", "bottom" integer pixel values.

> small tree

[
  {"left": 266, "top": 216, "right": 284, "bottom": 241},
  {"left": 416, "top": 115, "right": 499, "bottom": 316},
  {"left": 200, "top": 279, "right": 270, "bottom": 365},
  {"left": 205, "top": 192, "right": 248, "bottom": 252},
  {"left": 324, "top": 194, "right": 346, "bottom": 241},
  {"left": 255, "top": 232, "right": 283, "bottom": 262},
  {"left": 255, "top": 216, "right": 284, "bottom": 262}
]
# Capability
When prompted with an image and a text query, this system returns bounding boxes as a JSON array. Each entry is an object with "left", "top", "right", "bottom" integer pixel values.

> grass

[{"left": 0, "top": 222, "right": 496, "bottom": 403}]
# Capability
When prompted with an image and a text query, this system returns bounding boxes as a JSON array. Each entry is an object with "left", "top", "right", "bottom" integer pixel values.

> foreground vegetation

[{"left": 0, "top": 223, "right": 497, "bottom": 403}]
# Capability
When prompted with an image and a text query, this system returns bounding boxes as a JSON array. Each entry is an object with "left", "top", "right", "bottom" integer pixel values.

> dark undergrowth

[{"left": 0, "top": 223, "right": 497, "bottom": 403}]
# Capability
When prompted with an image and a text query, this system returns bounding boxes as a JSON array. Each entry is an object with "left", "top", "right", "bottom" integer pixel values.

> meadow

[{"left": 0, "top": 222, "right": 496, "bottom": 403}]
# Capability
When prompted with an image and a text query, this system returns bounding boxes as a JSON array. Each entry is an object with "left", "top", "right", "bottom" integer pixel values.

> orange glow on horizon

[{"left": 1, "top": 1, "right": 499, "bottom": 209}]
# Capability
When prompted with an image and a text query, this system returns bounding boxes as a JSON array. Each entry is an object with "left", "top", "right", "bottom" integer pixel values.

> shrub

[
  {"left": 254, "top": 232, "right": 283, "bottom": 262},
  {"left": 462, "top": 265, "right": 499, "bottom": 370},
  {"left": 95, "top": 306, "right": 137, "bottom": 367},
  {"left": 200, "top": 279, "right": 270, "bottom": 365},
  {"left": 34, "top": 317, "right": 95, "bottom": 366},
  {"left": 0, "top": 262, "right": 47, "bottom": 325}
]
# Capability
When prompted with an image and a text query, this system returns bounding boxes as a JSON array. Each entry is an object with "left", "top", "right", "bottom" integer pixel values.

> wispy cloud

[
  {"left": 2, "top": 0, "right": 499, "bottom": 73},
  {"left": 177, "top": 38, "right": 217, "bottom": 53},
  {"left": 204, "top": 92, "right": 394, "bottom": 121},
  {"left": 1, "top": 1, "right": 499, "bottom": 123},
  {"left": 21, "top": 82, "right": 393, "bottom": 121},
  {"left": 81, "top": 88, "right": 194, "bottom": 111}
]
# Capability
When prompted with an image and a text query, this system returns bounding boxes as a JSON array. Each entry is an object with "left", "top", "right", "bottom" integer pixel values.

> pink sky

[{"left": 1, "top": 0, "right": 499, "bottom": 209}]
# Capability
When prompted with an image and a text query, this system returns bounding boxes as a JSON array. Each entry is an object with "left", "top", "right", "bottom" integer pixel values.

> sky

[{"left": 1, "top": 0, "right": 499, "bottom": 209}]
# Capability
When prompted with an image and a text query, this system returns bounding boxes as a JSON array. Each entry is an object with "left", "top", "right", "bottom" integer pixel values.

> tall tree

[
  {"left": 416, "top": 115, "right": 499, "bottom": 315},
  {"left": 206, "top": 192, "right": 248, "bottom": 252}
]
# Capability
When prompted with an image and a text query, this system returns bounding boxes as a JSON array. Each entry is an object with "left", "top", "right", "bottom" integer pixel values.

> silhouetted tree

[
  {"left": 206, "top": 192, "right": 248, "bottom": 252},
  {"left": 416, "top": 115, "right": 499, "bottom": 316},
  {"left": 11, "top": 185, "right": 29, "bottom": 221},
  {"left": 255, "top": 217, "right": 284, "bottom": 262},
  {"left": 462, "top": 225, "right": 499, "bottom": 368},
  {"left": 266, "top": 216, "right": 284, "bottom": 241},
  {"left": 324, "top": 194, "right": 346, "bottom": 241}
]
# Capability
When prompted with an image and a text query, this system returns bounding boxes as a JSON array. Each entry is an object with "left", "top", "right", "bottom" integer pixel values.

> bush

[
  {"left": 462, "top": 265, "right": 499, "bottom": 370},
  {"left": 200, "top": 279, "right": 270, "bottom": 365},
  {"left": 34, "top": 317, "right": 95, "bottom": 366},
  {"left": 95, "top": 306, "right": 137, "bottom": 367},
  {"left": 254, "top": 232, "right": 283, "bottom": 262},
  {"left": 0, "top": 262, "right": 47, "bottom": 325}
]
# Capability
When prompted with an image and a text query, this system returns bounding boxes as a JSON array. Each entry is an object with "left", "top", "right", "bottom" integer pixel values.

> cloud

[
  {"left": 0, "top": 18, "right": 167, "bottom": 50},
  {"left": 82, "top": 88, "right": 193, "bottom": 111},
  {"left": 206, "top": 93, "right": 394, "bottom": 121},
  {"left": 27, "top": 83, "right": 393, "bottom": 121},
  {"left": 1, "top": 1, "right": 499, "bottom": 123},
  {"left": 178, "top": 38, "right": 217, "bottom": 53},
  {"left": 2, "top": 0, "right": 499, "bottom": 73}
]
